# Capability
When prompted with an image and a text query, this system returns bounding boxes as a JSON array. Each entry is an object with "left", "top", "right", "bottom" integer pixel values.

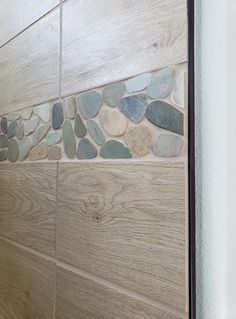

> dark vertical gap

[{"left": 188, "top": 0, "right": 196, "bottom": 318}]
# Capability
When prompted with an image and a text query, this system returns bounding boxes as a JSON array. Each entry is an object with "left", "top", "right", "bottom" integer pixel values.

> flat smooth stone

[
  {"left": 171, "top": 71, "right": 186, "bottom": 108},
  {"left": 19, "top": 138, "right": 33, "bottom": 161},
  {"left": 64, "top": 96, "right": 76, "bottom": 119},
  {"left": 0, "top": 149, "right": 6, "bottom": 161},
  {"left": 100, "top": 140, "right": 132, "bottom": 159},
  {"left": 24, "top": 117, "right": 39, "bottom": 136},
  {"left": 7, "top": 112, "right": 21, "bottom": 121},
  {"left": 153, "top": 133, "right": 184, "bottom": 157},
  {"left": 76, "top": 138, "right": 98, "bottom": 159},
  {"left": 16, "top": 123, "right": 24, "bottom": 140},
  {"left": 52, "top": 102, "right": 64, "bottom": 129},
  {"left": 21, "top": 108, "right": 32, "bottom": 120},
  {"left": 124, "top": 126, "right": 153, "bottom": 157},
  {"left": 146, "top": 101, "right": 184, "bottom": 135},
  {"left": 103, "top": 82, "right": 125, "bottom": 107},
  {"left": 99, "top": 109, "right": 127, "bottom": 136},
  {"left": 29, "top": 142, "right": 48, "bottom": 161},
  {"left": 8, "top": 138, "right": 19, "bottom": 162},
  {"left": 48, "top": 145, "right": 61, "bottom": 160},
  {"left": 47, "top": 131, "right": 62, "bottom": 146},
  {"left": 33, "top": 124, "right": 50, "bottom": 145},
  {"left": 0, "top": 135, "right": 8, "bottom": 148},
  {"left": 7, "top": 121, "right": 17, "bottom": 138},
  {"left": 63, "top": 120, "right": 76, "bottom": 159},
  {"left": 33, "top": 103, "right": 50, "bottom": 123},
  {"left": 118, "top": 94, "right": 147, "bottom": 123},
  {"left": 78, "top": 91, "right": 102, "bottom": 119},
  {"left": 0, "top": 117, "right": 7, "bottom": 134},
  {"left": 74, "top": 113, "right": 87, "bottom": 138},
  {"left": 147, "top": 67, "right": 175, "bottom": 99},
  {"left": 87, "top": 119, "right": 105, "bottom": 145},
  {"left": 126, "top": 73, "right": 151, "bottom": 93}
]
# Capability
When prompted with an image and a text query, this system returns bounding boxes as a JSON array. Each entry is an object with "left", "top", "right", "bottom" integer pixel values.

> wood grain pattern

[
  {"left": 0, "top": 0, "right": 59, "bottom": 47},
  {"left": 0, "top": 8, "right": 59, "bottom": 116},
  {"left": 61, "top": 0, "right": 187, "bottom": 96},
  {"left": 0, "top": 238, "right": 55, "bottom": 319},
  {"left": 55, "top": 265, "right": 186, "bottom": 319},
  {"left": 0, "top": 163, "right": 57, "bottom": 256},
  {"left": 57, "top": 162, "right": 186, "bottom": 310}
]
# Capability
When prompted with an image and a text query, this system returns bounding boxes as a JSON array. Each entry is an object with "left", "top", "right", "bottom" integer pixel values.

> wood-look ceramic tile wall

[
  {"left": 0, "top": 0, "right": 188, "bottom": 318},
  {"left": 0, "top": 8, "right": 60, "bottom": 115},
  {"left": 61, "top": 0, "right": 187, "bottom": 96},
  {"left": 0, "top": 0, "right": 59, "bottom": 46}
]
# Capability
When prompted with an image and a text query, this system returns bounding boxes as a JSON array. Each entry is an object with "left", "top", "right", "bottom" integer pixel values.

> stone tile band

[{"left": 0, "top": 64, "right": 186, "bottom": 162}]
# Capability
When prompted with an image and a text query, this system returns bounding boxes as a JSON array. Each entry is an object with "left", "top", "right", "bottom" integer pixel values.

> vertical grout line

[
  {"left": 53, "top": 161, "right": 59, "bottom": 319},
  {"left": 59, "top": 0, "right": 63, "bottom": 99}
]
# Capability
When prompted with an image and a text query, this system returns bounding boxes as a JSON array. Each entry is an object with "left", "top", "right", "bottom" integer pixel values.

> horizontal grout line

[
  {"left": 0, "top": 235, "right": 187, "bottom": 318},
  {"left": 0, "top": 234, "right": 56, "bottom": 263},
  {"left": 61, "top": 61, "right": 188, "bottom": 99},
  {"left": 0, "top": 4, "right": 61, "bottom": 50},
  {"left": 57, "top": 260, "right": 187, "bottom": 318},
  {"left": 0, "top": 61, "right": 188, "bottom": 117}
]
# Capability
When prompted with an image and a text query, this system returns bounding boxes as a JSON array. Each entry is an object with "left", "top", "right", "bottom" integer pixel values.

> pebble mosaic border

[{"left": 0, "top": 64, "right": 187, "bottom": 162}]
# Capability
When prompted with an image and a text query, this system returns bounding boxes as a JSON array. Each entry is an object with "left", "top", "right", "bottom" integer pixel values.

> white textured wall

[{"left": 196, "top": 0, "right": 236, "bottom": 318}]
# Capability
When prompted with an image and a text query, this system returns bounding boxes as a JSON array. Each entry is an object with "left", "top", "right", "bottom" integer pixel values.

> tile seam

[
  {"left": 0, "top": 3, "right": 61, "bottom": 50},
  {"left": 0, "top": 234, "right": 56, "bottom": 263},
  {"left": 0, "top": 62, "right": 187, "bottom": 117},
  {"left": 56, "top": 259, "right": 187, "bottom": 318},
  {"left": 58, "top": 0, "right": 63, "bottom": 98},
  {"left": 0, "top": 234, "right": 187, "bottom": 318},
  {"left": 53, "top": 161, "right": 59, "bottom": 319}
]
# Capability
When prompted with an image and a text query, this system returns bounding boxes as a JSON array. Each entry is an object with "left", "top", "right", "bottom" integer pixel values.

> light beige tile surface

[
  {"left": 0, "top": 0, "right": 59, "bottom": 47},
  {"left": 57, "top": 161, "right": 186, "bottom": 310},
  {"left": 0, "top": 163, "right": 57, "bottom": 256},
  {"left": 0, "top": 8, "right": 60, "bottom": 116},
  {"left": 55, "top": 265, "right": 186, "bottom": 319},
  {"left": 61, "top": 0, "right": 187, "bottom": 96},
  {"left": 0, "top": 238, "right": 55, "bottom": 319}
]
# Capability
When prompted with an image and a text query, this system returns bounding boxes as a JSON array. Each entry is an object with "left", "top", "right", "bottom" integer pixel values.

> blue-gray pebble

[
  {"left": 74, "top": 113, "right": 87, "bottom": 138},
  {"left": 87, "top": 119, "right": 105, "bottom": 145},
  {"left": 0, "top": 117, "right": 7, "bottom": 134},
  {"left": 103, "top": 82, "right": 125, "bottom": 107},
  {"left": 0, "top": 135, "right": 8, "bottom": 148},
  {"left": 76, "top": 138, "right": 98, "bottom": 159},
  {"left": 118, "top": 94, "right": 147, "bottom": 124},
  {"left": 100, "top": 140, "right": 132, "bottom": 159},
  {"left": 78, "top": 91, "right": 102, "bottom": 119},
  {"left": 63, "top": 120, "right": 76, "bottom": 159},
  {"left": 52, "top": 102, "right": 64, "bottom": 129},
  {"left": 8, "top": 138, "right": 19, "bottom": 162},
  {"left": 146, "top": 101, "right": 184, "bottom": 135},
  {"left": 7, "top": 121, "right": 17, "bottom": 138},
  {"left": 147, "top": 67, "right": 175, "bottom": 99}
]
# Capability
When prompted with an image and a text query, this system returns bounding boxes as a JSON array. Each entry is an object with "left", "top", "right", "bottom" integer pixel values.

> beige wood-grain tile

[
  {"left": 0, "top": 163, "right": 57, "bottom": 256},
  {"left": 0, "top": 238, "right": 55, "bottom": 319},
  {"left": 57, "top": 161, "right": 186, "bottom": 310},
  {"left": 55, "top": 265, "right": 186, "bottom": 319},
  {"left": 0, "top": 0, "right": 59, "bottom": 47},
  {"left": 0, "top": 8, "right": 60, "bottom": 116},
  {"left": 61, "top": 0, "right": 187, "bottom": 96}
]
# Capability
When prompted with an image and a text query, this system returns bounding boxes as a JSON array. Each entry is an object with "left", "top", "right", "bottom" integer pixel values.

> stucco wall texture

[{"left": 195, "top": 0, "right": 236, "bottom": 318}]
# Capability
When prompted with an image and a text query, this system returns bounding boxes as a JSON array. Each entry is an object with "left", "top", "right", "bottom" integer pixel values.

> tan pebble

[
  {"left": 99, "top": 108, "right": 127, "bottom": 136},
  {"left": 124, "top": 126, "right": 153, "bottom": 157},
  {"left": 64, "top": 96, "right": 77, "bottom": 119},
  {"left": 21, "top": 107, "right": 33, "bottom": 120},
  {"left": 48, "top": 145, "right": 61, "bottom": 160},
  {"left": 170, "top": 71, "right": 186, "bottom": 108},
  {"left": 29, "top": 142, "right": 48, "bottom": 161}
]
